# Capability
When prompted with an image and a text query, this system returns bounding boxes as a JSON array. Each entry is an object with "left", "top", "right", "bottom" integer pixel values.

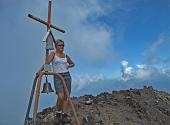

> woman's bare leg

[
  {"left": 62, "top": 99, "right": 69, "bottom": 113},
  {"left": 56, "top": 92, "right": 64, "bottom": 112}
]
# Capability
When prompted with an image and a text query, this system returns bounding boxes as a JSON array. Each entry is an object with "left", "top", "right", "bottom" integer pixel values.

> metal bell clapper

[{"left": 41, "top": 75, "right": 54, "bottom": 94}]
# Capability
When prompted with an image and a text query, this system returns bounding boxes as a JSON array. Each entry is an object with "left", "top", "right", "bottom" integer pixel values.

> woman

[{"left": 45, "top": 39, "right": 75, "bottom": 123}]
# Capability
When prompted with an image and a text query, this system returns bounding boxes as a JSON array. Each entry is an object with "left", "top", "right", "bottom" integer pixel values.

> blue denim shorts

[{"left": 53, "top": 72, "right": 71, "bottom": 98}]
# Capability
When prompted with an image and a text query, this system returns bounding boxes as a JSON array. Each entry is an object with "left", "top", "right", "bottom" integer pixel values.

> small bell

[{"left": 41, "top": 75, "right": 54, "bottom": 94}]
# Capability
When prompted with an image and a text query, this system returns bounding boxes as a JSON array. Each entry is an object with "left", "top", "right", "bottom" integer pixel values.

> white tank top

[{"left": 52, "top": 54, "right": 69, "bottom": 73}]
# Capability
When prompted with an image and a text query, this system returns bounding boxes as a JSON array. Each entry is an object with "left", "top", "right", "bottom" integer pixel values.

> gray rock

[{"left": 33, "top": 86, "right": 170, "bottom": 125}]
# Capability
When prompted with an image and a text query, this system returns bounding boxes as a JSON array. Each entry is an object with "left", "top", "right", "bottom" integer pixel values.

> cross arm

[{"left": 28, "top": 14, "right": 65, "bottom": 33}]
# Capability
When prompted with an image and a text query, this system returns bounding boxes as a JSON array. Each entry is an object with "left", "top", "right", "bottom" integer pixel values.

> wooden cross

[
  {"left": 28, "top": 0, "right": 65, "bottom": 32},
  {"left": 28, "top": 0, "right": 65, "bottom": 63}
]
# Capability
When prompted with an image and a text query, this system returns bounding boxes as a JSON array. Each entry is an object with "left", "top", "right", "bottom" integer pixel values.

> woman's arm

[
  {"left": 66, "top": 55, "right": 75, "bottom": 68},
  {"left": 36, "top": 52, "right": 55, "bottom": 76},
  {"left": 46, "top": 52, "right": 55, "bottom": 64}
]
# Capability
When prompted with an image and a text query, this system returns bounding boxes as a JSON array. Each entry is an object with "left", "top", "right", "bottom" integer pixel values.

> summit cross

[
  {"left": 28, "top": 0, "right": 65, "bottom": 32},
  {"left": 28, "top": 0, "right": 65, "bottom": 63}
]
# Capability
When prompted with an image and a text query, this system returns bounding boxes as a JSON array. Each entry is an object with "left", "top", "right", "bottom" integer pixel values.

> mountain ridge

[{"left": 33, "top": 86, "right": 170, "bottom": 125}]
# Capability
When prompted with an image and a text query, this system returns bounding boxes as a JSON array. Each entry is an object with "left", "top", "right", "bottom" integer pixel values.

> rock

[{"left": 32, "top": 86, "right": 170, "bottom": 125}]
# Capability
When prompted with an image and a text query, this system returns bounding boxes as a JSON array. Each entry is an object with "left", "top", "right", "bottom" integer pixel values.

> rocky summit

[{"left": 34, "top": 86, "right": 170, "bottom": 125}]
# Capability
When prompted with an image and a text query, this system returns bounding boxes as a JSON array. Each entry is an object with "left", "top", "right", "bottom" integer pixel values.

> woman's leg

[
  {"left": 61, "top": 97, "right": 71, "bottom": 123},
  {"left": 62, "top": 99, "right": 69, "bottom": 113},
  {"left": 62, "top": 73, "right": 71, "bottom": 113},
  {"left": 56, "top": 92, "right": 64, "bottom": 112},
  {"left": 54, "top": 76, "right": 65, "bottom": 112}
]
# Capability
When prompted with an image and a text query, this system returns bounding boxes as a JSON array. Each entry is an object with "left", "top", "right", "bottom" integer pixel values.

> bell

[{"left": 41, "top": 75, "right": 54, "bottom": 94}]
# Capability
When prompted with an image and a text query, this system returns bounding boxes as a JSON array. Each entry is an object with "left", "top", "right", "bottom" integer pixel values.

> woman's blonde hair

[{"left": 54, "top": 39, "right": 64, "bottom": 46}]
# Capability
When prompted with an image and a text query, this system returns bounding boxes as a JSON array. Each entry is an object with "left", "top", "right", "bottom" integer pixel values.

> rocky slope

[{"left": 34, "top": 86, "right": 170, "bottom": 125}]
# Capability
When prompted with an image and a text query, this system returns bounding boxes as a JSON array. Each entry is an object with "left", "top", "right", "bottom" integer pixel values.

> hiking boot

[
  {"left": 55, "top": 112, "right": 62, "bottom": 120},
  {"left": 61, "top": 113, "right": 71, "bottom": 123}
]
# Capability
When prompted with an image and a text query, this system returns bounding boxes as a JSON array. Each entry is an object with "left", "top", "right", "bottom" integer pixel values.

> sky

[{"left": 0, "top": 0, "right": 170, "bottom": 125}]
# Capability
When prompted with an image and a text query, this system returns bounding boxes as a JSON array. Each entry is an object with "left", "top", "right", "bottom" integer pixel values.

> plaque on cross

[{"left": 43, "top": 29, "right": 55, "bottom": 50}]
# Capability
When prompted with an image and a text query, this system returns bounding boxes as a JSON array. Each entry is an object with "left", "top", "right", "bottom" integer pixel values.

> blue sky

[{"left": 0, "top": 0, "right": 170, "bottom": 125}]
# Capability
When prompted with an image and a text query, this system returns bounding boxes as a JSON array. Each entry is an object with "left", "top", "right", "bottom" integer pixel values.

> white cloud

[
  {"left": 72, "top": 73, "right": 104, "bottom": 91},
  {"left": 120, "top": 61, "right": 161, "bottom": 81},
  {"left": 135, "top": 64, "right": 153, "bottom": 79},
  {"left": 136, "top": 64, "right": 146, "bottom": 69},
  {"left": 121, "top": 60, "right": 129, "bottom": 67},
  {"left": 121, "top": 60, "right": 133, "bottom": 81},
  {"left": 161, "top": 68, "right": 170, "bottom": 77},
  {"left": 144, "top": 34, "right": 165, "bottom": 64}
]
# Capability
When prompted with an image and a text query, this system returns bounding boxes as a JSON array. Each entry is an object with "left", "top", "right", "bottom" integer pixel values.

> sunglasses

[{"left": 57, "top": 44, "right": 64, "bottom": 47}]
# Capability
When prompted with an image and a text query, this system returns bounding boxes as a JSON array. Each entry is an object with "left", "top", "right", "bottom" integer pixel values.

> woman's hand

[
  {"left": 67, "top": 63, "right": 75, "bottom": 69},
  {"left": 36, "top": 65, "right": 44, "bottom": 76}
]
